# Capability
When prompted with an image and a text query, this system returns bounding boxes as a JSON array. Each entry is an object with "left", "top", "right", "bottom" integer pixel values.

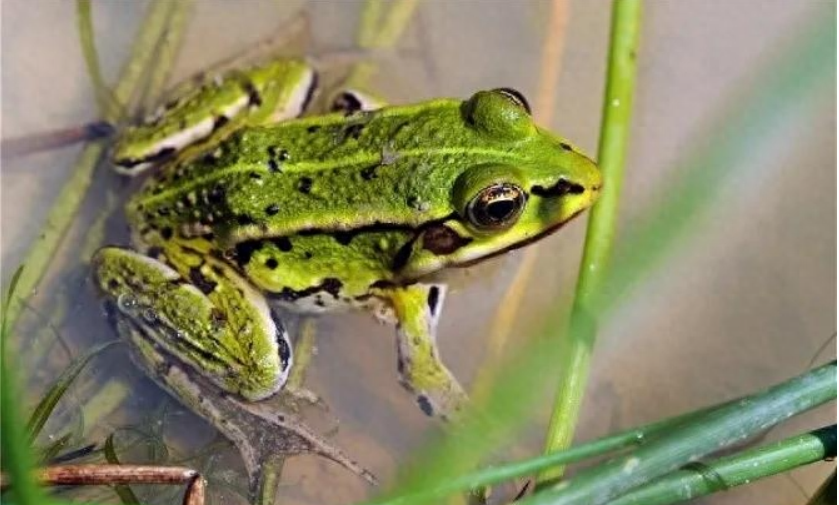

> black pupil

[{"left": 485, "top": 199, "right": 516, "bottom": 221}]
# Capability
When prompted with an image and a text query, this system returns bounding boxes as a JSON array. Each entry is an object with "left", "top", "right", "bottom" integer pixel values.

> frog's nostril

[{"left": 531, "top": 179, "right": 585, "bottom": 197}]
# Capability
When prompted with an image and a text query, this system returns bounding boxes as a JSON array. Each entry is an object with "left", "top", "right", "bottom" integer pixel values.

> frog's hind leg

[
  {"left": 112, "top": 59, "right": 318, "bottom": 176},
  {"left": 92, "top": 246, "right": 292, "bottom": 402},
  {"left": 93, "top": 247, "right": 377, "bottom": 493},
  {"left": 109, "top": 313, "right": 377, "bottom": 496},
  {"left": 384, "top": 283, "right": 468, "bottom": 420}
]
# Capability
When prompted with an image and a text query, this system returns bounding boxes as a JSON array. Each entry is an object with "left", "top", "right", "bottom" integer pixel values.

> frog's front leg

[
  {"left": 92, "top": 246, "right": 292, "bottom": 401},
  {"left": 385, "top": 283, "right": 468, "bottom": 420}
]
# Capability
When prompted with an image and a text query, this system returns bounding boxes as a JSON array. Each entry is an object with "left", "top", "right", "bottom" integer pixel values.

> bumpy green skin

[
  {"left": 93, "top": 59, "right": 601, "bottom": 419},
  {"left": 112, "top": 59, "right": 314, "bottom": 173},
  {"left": 130, "top": 92, "right": 600, "bottom": 293},
  {"left": 93, "top": 243, "right": 290, "bottom": 401}
]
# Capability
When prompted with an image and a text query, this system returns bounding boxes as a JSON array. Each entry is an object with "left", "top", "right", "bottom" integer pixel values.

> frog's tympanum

[{"left": 93, "top": 58, "right": 600, "bottom": 471}]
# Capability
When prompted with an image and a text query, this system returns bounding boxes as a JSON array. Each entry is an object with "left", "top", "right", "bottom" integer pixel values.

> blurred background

[{"left": 2, "top": 1, "right": 835, "bottom": 504}]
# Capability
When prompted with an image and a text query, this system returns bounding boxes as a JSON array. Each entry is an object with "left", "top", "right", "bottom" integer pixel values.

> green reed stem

[
  {"left": 103, "top": 434, "right": 142, "bottom": 504},
  {"left": 539, "top": 0, "right": 641, "bottom": 484},
  {"left": 609, "top": 425, "right": 836, "bottom": 505},
  {"left": 369, "top": 0, "right": 420, "bottom": 48},
  {"left": 365, "top": 363, "right": 836, "bottom": 505},
  {"left": 364, "top": 360, "right": 836, "bottom": 505},
  {"left": 3, "top": 0, "right": 175, "bottom": 332},
  {"left": 76, "top": 0, "right": 115, "bottom": 117},
  {"left": 358, "top": 0, "right": 419, "bottom": 49},
  {"left": 2, "top": 269, "right": 50, "bottom": 505},
  {"left": 346, "top": 0, "right": 421, "bottom": 89},
  {"left": 358, "top": 0, "right": 385, "bottom": 48},
  {"left": 142, "top": 0, "right": 194, "bottom": 112},
  {"left": 522, "top": 362, "right": 836, "bottom": 505},
  {"left": 79, "top": 380, "right": 131, "bottom": 438},
  {"left": 361, "top": 396, "right": 737, "bottom": 505}
]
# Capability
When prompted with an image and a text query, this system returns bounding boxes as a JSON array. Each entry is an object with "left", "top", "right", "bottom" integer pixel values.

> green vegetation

[{"left": 1, "top": 1, "right": 834, "bottom": 504}]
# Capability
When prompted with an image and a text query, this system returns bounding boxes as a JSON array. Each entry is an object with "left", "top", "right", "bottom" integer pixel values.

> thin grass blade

[
  {"left": 26, "top": 340, "right": 119, "bottom": 441},
  {"left": 104, "top": 434, "right": 142, "bottom": 505}
]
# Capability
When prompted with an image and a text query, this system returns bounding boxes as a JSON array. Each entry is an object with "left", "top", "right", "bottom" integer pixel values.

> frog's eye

[
  {"left": 466, "top": 183, "right": 527, "bottom": 230},
  {"left": 493, "top": 88, "right": 531, "bottom": 114}
]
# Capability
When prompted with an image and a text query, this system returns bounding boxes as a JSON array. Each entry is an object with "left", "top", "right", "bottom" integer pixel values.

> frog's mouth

[{"left": 451, "top": 207, "right": 587, "bottom": 269}]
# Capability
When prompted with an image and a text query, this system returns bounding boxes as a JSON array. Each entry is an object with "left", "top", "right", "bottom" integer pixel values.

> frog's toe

[{"left": 410, "top": 380, "right": 469, "bottom": 422}]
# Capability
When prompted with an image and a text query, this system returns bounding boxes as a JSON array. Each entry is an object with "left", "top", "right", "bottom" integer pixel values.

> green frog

[{"left": 92, "top": 57, "right": 600, "bottom": 475}]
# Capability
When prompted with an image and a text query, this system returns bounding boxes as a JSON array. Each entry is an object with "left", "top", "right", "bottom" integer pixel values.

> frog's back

[
  {"left": 128, "top": 88, "right": 600, "bottom": 275},
  {"left": 129, "top": 100, "right": 477, "bottom": 245}
]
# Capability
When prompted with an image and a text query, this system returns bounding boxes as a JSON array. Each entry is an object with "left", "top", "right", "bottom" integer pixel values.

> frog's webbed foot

[
  {"left": 386, "top": 283, "right": 469, "bottom": 421},
  {"left": 93, "top": 247, "right": 375, "bottom": 492},
  {"left": 93, "top": 246, "right": 377, "bottom": 496},
  {"left": 115, "top": 317, "right": 377, "bottom": 497}
]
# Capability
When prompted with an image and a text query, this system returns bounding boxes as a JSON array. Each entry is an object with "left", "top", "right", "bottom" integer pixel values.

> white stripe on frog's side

[
  {"left": 272, "top": 293, "right": 359, "bottom": 316},
  {"left": 268, "top": 66, "right": 318, "bottom": 122},
  {"left": 114, "top": 94, "right": 249, "bottom": 175},
  {"left": 272, "top": 291, "right": 398, "bottom": 328}
]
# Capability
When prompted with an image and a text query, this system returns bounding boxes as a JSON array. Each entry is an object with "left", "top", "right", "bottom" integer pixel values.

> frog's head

[{"left": 397, "top": 89, "right": 602, "bottom": 279}]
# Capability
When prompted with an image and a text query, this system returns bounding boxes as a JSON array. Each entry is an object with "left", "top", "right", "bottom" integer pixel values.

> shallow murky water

[{"left": 2, "top": 1, "right": 835, "bottom": 504}]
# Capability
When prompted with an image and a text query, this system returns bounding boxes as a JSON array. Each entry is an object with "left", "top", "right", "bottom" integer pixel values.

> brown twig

[{"left": 1, "top": 464, "right": 206, "bottom": 505}]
